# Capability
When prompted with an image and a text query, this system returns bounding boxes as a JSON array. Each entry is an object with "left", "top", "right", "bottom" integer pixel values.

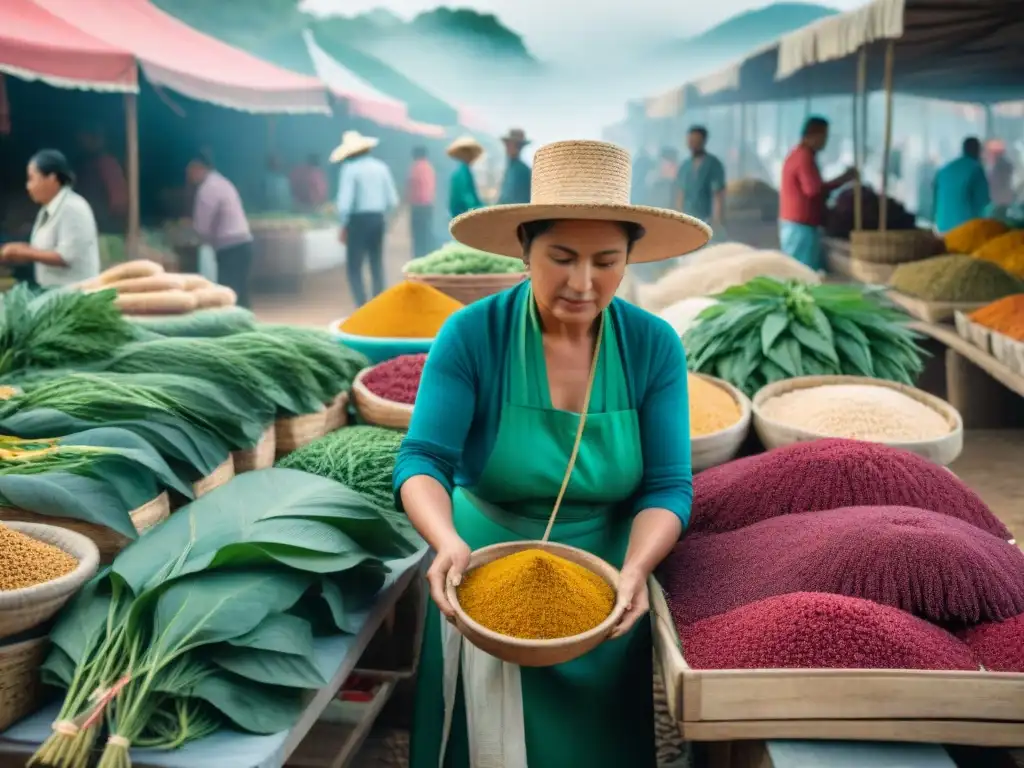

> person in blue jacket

[
  {"left": 393, "top": 139, "right": 711, "bottom": 768},
  {"left": 933, "top": 136, "right": 991, "bottom": 233}
]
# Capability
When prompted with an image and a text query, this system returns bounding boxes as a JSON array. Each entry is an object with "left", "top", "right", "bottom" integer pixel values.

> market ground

[{"left": 253, "top": 218, "right": 1024, "bottom": 768}]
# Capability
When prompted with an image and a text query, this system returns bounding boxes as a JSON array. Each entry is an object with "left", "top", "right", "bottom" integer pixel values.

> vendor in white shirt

[{"left": 0, "top": 149, "right": 101, "bottom": 288}]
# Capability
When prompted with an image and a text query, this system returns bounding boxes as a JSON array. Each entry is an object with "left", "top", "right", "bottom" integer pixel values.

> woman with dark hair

[{"left": 0, "top": 149, "right": 101, "bottom": 287}]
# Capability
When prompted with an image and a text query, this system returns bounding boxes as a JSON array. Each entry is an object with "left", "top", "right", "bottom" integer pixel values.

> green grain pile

[
  {"left": 405, "top": 243, "right": 525, "bottom": 275},
  {"left": 890, "top": 254, "right": 1024, "bottom": 302}
]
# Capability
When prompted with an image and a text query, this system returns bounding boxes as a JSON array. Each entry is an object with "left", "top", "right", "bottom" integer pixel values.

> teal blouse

[
  {"left": 448, "top": 163, "right": 483, "bottom": 219},
  {"left": 393, "top": 282, "right": 694, "bottom": 525}
]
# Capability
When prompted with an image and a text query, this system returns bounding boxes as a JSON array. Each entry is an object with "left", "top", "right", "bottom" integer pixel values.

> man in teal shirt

[
  {"left": 933, "top": 137, "right": 990, "bottom": 233},
  {"left": 674, "top": 125, "right": 726, "bottom": 227},
  {"left": 498, "top": 128, "right": 532, "bottom": 205}
]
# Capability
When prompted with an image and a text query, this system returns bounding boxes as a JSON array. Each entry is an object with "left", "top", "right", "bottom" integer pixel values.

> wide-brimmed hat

[
  {"left": 447, "top": 135, "right": 484, "bottom": 162},
  {"left": 449, "top": 140, "right": 711, "bottom": 263},
  {"left": 329, "top": 130, "right": 379, "bottom": 163},
  {"left": 501, "top": 128, "right": 530, "bottom": 146}
]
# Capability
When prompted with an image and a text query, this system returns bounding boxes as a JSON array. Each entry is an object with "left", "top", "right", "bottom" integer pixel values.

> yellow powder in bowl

[
  {"left": 340, "top": 281, "right": 464, "bottom": 339},
  {"left": 689, "top": 374, "right": 742, "bottom": 436}
]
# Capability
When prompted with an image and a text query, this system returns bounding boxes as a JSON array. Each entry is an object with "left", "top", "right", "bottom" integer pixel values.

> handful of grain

[
  {"left": 759, "top": 384, "right": 950, "bottom": 441},
  {"left": 689, "top": 374, "right": 741, "bottom": 436},
  {"left": 0, "top": 523, "right": 77, "bottom": 590}
]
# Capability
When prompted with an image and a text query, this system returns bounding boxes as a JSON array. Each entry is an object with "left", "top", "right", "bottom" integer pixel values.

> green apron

[{"left": 410, "top": 290, "right": 656, "bottom": 768}]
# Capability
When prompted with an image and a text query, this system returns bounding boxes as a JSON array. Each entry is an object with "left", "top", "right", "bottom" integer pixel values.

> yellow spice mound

[
  {"left": 340, "top": 281, "right": 464, "bottom": 339},
  {"left": 0, "top": 523, "right": 77, "bottom": 591},
  {"left": 457, "top": 548, "right": 615, "bottom": 640},
  {"left": 689, "top": 374, "right": 741, "bottom": 436}
]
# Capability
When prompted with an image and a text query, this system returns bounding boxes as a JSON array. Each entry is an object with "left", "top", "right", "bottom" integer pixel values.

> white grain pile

[
  {"left": 759, "top": 384, "right": 952, "bottom": 442},
  {"left": 685, "top": 241, "right": 756, "bottom": 267},
  {"left": 659, "top": 297, "right": 718, "bottom": 336}
]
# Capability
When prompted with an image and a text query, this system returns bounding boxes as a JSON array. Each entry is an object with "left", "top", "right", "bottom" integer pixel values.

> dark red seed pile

[
  {"left": 961, "top": 615, "right": 1024, "bottom": 672},
  {"left": 362, "top": 353, "right": 428, "bottom": 404},
  {"left": 689, "top": 439, "right": 1011, "bottom": 540},
  {"left": 681, "top": 592, "right": 979, "bottom": 671},
  {"left": 663, "top": 506, "right": 1024, "bottom": 626}
]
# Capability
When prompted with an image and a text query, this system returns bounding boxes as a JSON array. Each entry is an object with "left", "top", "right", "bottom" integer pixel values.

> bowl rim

[
  {"left": 352, "top": 366, "right": 417, "bottom": 415},
  {"left": 0, "top": 521, "right": 100, "bottom": 605},
  {"left": 689, "top": 372, "right": 752, "bottom": 442},
  {"left": 446, "top": 540, "right": 627, "bottom": 649},
  {"left": 328, "top": 317, "right": 436, "bottom": 346}
]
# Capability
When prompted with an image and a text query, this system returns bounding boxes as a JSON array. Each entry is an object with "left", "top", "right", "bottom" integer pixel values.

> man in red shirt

[
  {"left": 406, "top": 145, "right": 437, "bottom": 258},
  {"left": 779, "top": 116, "right": 856, "bottom": 269}
]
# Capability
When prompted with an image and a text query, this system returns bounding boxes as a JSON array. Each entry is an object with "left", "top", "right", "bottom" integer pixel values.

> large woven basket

[
  {"left": 193, "top": 456, "right": 235, "bottom": 498},
  {"left": 351, "top": 368, "right": 414, "bottom": 430},
  {"left": 0, "top": 635, "right": 48, "bottom": 731},
  {"left": 402, "top": 272, "right": 527, "bottom": 305},
  {"left": 752, "top": 375, "right": 964, "bottom": 466},
  {"left": 849, "top": 229, "right": 941, "bottom": 265},
  {"left": 231, "top": 425, "right": 277, "bottom": 473},
  {"left": 690, "top": 374, "right": 752, "bottom": 472},
  {"left": 276, "top": 409, "right": 327, "bottom": 456},
  {"left": 324, "top": 392, "right": 350, "bottom": 433},
  {"left": 0, "top": 522, "right": 99, "bottom": 640},
  {"left": 446, "top": 540, "right": 625, "bottom": 668},
  {"left": 0, "top": 492, "right": 170, "bottom": 563}
]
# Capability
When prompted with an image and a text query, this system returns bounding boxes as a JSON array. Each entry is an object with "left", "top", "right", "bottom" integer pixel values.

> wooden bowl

[
  {"left": 446, "top": 540, "right": 626, "bottom": 668},
  {"left": 352, "top": 367, "right": 415, "bottom": 430},
  {"left": 328, "top": 318, "right": 434, "bottom": 365},
  {"left": 689, "top": 373, "right": 752, "bottom": 472}
]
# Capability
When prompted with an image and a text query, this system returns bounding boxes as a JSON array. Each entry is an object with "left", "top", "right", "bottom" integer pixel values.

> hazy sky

[{"left": 303, "top": 0, "right": 869, "bottom": 60}]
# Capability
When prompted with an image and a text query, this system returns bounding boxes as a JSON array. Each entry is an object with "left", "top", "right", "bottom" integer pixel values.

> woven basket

[
  {"left": 231, "top": 426, "right": 276, "bottom": 473},
  {"left": 193, "top": 456, "right": 235, "bottom": 498},
  {"left": 690, "top": 374, "right": 752, "bottom": 472},
  {"left": 0, "top": 635, "right": 48, "bottom": 731},
  {"left": 849, "top": 229, "right": 941, "bottom": 265},
  {"left": 886, "top": 289, "right": 988, "bottom": 324},
  {"left": 752, "top": 375, "right": 964, "bottom": 466},
  {"left": 0, "top": 492, "right": 170, "bottom": 563},
  {"left": 825, "top": 248, "right": 896, "bottom": 284},
  {"left": 351, "top": 368, "right": 414, "bottom": 430},
  {"left": 324, "top": 392, "right": 350, "bottom": 433},
  {"left": 275, "top": 409, "right": 327, "bottom": 456},
  {"left": 402, "top": 271, "right": 527, "bottom": 305},
  {"left": 0, "top": 522, "right": 99, "bottom": 640}
]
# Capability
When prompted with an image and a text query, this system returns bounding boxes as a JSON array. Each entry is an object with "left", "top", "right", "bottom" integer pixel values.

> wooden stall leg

[{"left": 946, "top": 348, "right": 1024, "bottom": 428}]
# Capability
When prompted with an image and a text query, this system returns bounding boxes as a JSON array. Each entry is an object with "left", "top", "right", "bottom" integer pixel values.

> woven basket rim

[
  {"left": 887, "top": 289, "right": 991, "bottom": 312},
  {"left": 353, "top": 367, "right": 416, "bottom": 415},
  {"left": 689, "top": 373, "right": 752, "bottom": 443},
  {"left": 0, "top": 522, "right": 99, "bottom": 609},
  {"left": 331, "top": 318, "right": 437, "bottom": 346},
  {"left": 401, "top": 270, "right": 528, "bottom": 284}
]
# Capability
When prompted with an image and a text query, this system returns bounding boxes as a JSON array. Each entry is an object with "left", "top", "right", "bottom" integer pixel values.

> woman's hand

[
  {"left": 610, "top": 566, "right": 650, "bottom": 639},
  {"left": 426, "top": 534, "right": 472, "bottom": 620}
]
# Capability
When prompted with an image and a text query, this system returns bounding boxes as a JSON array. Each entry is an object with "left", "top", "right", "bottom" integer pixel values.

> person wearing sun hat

[
  {"left": 446, "top": 135, "right": 485, "bottom": 220},
  {"left": 394, "top": 139, "right": 710, "bottom": 768},
  {"left": 498, "top": 127, "right": 533, "bottom": 205}
]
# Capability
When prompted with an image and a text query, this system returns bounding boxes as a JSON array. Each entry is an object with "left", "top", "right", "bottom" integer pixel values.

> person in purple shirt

[{"left": 187, "top": 155, "right": 254, "bottom": 308}]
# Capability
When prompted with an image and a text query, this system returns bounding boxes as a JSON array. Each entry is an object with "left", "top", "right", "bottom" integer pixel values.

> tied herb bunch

[{"left": 683, "top": 278, "right": 926, "bottom": 397}]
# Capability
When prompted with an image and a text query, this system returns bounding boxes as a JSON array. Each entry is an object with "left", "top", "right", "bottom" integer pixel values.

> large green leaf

[
  {"left": 183, "top": 670, "right": 305, "bottom": 734},
  {"left": 60, "top": 427, "right": 193, "bottom": 498},
  {"left": 227, "top": 613, "right": 315, "bottom": 656},
  {"left": 210, "top": 646, "right": 326, "bottom": 689},
  {"left": 765, "top": 335, "right": 802, "bottom": 378},
  {"left": 789, "top": 322, "right": 840, "bottom": 366},
  {"left": 320, "top": 562, "right": 388, "bottom": 633},
  {"left": 0, "top": 472, "right": 137, "bottom": 538},
  {"left": 760, "top": 312, "right": 789, "bottom": 355},
  {"left": 835, "top": 333, "right": 875, "bottom": 377}
]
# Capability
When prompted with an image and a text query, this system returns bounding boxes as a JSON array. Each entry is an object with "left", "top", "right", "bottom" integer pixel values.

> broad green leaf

[
  {"left": 789, "top": 322, "right": 840, "bottom": 366},
  {"left": 826, "top": 315, "right": 871, "bottom": 347},
  {"left": 765, "top": 335, "right": 802, "bottom": 378},
  {"left": 210, "top": 646, "right": 327, "bottom": 689},
  {"left": 48, "top": 575, "right": 115, "bottom": 664},
  {"left": 0, "top": 472, "right": 137, "bottom": 539},
  {"left": 59, "top": 427, "right": 193, "bottom": 498},
  {"left": 40, "top": 647, "right": 76, "bottom": 689},
  {"left": 228, "top": 613, "right": 315, "bottom": 656},
  {"left": 207, "top": 543, "right": 378, "bottom": 574},
  {"left": 835, "top": 334, "right": 875, "bottom": 377},
  {"left": 320, "top": 563, "right": 388, "bottom": 633},
  {"left": 760, "top": 312, "right": 789, "bottom": 355},
  {"left": 185, "top": 671, "right": 305, "bottom": 734}
]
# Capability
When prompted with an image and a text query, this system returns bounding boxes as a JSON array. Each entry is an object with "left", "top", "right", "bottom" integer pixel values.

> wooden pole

[
  {"left": 124, "top": 93, "right": 140, "bottom": 258},
  {"left": 879, "top": 40, "right": 895, "bottom": 231},
  {"left": 853, "top": 46, "right": 867, "bottom": 232}
]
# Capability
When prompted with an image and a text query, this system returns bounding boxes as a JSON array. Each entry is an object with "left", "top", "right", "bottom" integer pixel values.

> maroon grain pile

[
  {"left": 962, "top": 615, "right": 1024, "bottom": 672},
  {"left": 681, "top": 592, "right": 978, "bottom": 671},
  {"left": 662, "top": 506, "right": 1024, "bottom": 626},
  {"left": 362, "top": 353, "right": 427, "bottom": 404},
  {"left": 689, "top": 439, "right": 1011, "bottom": 539}
]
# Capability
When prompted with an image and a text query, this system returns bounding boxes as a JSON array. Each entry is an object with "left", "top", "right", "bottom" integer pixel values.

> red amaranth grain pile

[
  {"left": 362, "top": 353, "right": 427, "bottom": 404},
  {"left": 962, "top": 615, "right": 1024, "bottom": 672},
  {"left": 681, "top": 592, "right": 978, "bottom": 671},
  {"left": 662, "top": 506, "right": 1024, "bottom": 626},
  {"left": 689, "top": 439, "right": 1011, "bottom": 539}
]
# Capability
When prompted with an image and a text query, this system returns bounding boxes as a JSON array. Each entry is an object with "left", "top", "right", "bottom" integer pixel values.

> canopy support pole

[
  {"left": 879, "top": 40, "right": 895, "bottom": 232},
  {"left": 124, "top": 93, "right": 140, "bottom": 259},
  {"left": 853, "top": 47, "right": 866, "bottom": 232}
]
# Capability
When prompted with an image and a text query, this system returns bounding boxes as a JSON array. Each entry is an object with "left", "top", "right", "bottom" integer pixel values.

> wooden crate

[
  {"left": 650, "top": 579, "right": 1024, "bottom": 747},
  {"left": 887, "top": 290, "right": 988, "bottom": 324}
]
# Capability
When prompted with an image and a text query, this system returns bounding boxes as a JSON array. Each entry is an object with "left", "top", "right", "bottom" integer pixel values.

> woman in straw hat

[
  {"left": 447, "top": 135, "right": 485, "bottom": 219},
  {"left": 394, "top": 140, "right": 710, "bottom": 768}
]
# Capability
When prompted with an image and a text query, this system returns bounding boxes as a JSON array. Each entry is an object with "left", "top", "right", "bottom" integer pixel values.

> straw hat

[
  {"left": 501, "top": 128, "right": 530, "bottom": 146},
  {"left": 329, "top": 130, "right": 379, "bottom": 163},
  {"left": 449, "top": 140, "right": 711, "bottom": 263},
  {"left": 447, "top": 135, "right": 484, "bottom": 163}
]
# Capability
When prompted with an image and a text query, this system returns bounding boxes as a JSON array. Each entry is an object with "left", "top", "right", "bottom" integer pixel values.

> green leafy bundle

[
  {"left": 257, "top": 325, "right": 370, "bottom": 397},
  {"left": 32, "top": 469, "right": 419, "bottom": 768},
  {"left": 683, "top": 278, "right": 926, "bottom": 397},
  {"left": 0, "top": 285, "right": 135, "bottom": 377},
  {"left": 405, "top": 242, "right": 525, "bottom": 275},
  {"left": 128, "top": 307, "right": 257, "bottom": 338}
]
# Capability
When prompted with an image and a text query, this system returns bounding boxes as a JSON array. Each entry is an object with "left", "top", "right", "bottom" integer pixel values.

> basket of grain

[
  {"left": 953, "top": 311, "right": 992, "bottom": 354},
  {"left": 231, "top": 425, "right": 277, "bottom": 473},
  {"left": 351, "top": 357, "right": 423, "bottom": 430},
  {"left": 752, "top": 375, "right": 963, "bottom": 466},
  {"left": 324, "top": 392, "right": 350, "bottom": 433},
  {"left": 850, "top": 229, "right": 941, "bottom": 265},
  {"left": 0, "top": 635, "right": 48, "bottom": 731},
  {"left": 447, "top": 540, "right": 626, "bottom": 668},
  {"left": 402, "top": 244, "right": 528, "bottom": 305},
  {"left": 276, "top": 409, "right": 328, "bottom": 457},
  {"left": 403, "top": 273, "right": 527, "bottom": 305},
  {"left": 0, "top": 522, "right": 99, "bottom": 640},
  {"left": 689, "top": 374, "right": 751, "bottom": 472},
  {"left": 193, "top": 456, "right": 235, "bottom": 497},
  {"left": 0, "top": 492, "right": 170, "bottom": 563}
]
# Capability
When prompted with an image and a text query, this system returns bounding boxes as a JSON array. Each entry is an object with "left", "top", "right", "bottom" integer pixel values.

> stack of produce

[
  {"left": 339, "top": 281, "right": 463, "bottom": 339},
  {"left": 824, "top": 186, "right": 917, "bottom": 238},
  {"left": 659, "top": 439, "right": 1020, "bottom": 672},
  {"left": 683, "top": 278, "right": 925, "bottom": 397},
  {"left": 362, "top": 354, "right": 427, "bottom": 405},
  {"left": 29, "top": 469, "right": 418, "bottom": 768},
  {"left": 968, "top": 294, "right": 1024, "bottom": 340},
  {"left": 639, "top": 251, "right": 821, "bottom": 314},
  {"left": 1, "top": 521, "right": 78, "bottom": 590},
  {"left": 723, "top": 179, "right": 779, "bottom": 221},
  {"left": 943, "top": 218, "right": 1010, "bottom": 254},
  {"left": 405, "top": 243, "right": 525, "bottom": 275},
  {"left": 130, "top": 307, "right": 257, "bottom": 338},
  {"left": 889, "top": 254, "right": 1024, "bottom": 303},
  {"left": 80, "top": 261, "right": 238, "bottom": 315},
  {"left": 971, "top": 230, "right": 1024, "bottom": 278},
  {"left": 688, "top": 374, "right": 741, "bottom": 437},
  {"left": 659, "top": 298, "right": 718, "bottom": 337}
]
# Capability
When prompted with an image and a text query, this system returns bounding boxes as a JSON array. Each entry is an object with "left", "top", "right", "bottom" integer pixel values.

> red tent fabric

[
  {"left": 33, "top": 0, "right": 329, "bottom": 114},
  {"left": 0, "top": 0, "right": 137, "bottom": 91}
]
